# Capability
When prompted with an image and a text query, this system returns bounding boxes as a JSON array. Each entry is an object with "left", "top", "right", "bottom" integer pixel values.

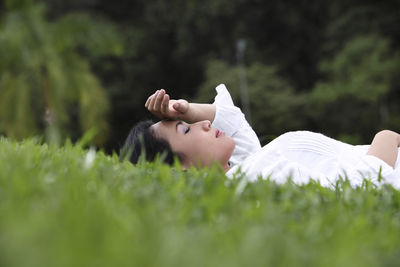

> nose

[{"left": 198, "top": 120, "right": 211, "bottom": 131}]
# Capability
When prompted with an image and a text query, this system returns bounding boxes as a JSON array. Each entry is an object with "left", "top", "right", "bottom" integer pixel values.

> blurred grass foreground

[{"left": 1, "top": 137, "right": 400, "bottom": 267}]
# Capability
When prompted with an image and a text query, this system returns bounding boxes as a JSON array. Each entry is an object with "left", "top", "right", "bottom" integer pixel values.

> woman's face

[{"left": 151, "top": 120, "right": 235, "bottom": 170}]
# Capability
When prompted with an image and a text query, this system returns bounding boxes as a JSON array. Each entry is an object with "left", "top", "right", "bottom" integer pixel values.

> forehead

[{"left": 151, "top": 120, "right": 179, "bottom": 137}]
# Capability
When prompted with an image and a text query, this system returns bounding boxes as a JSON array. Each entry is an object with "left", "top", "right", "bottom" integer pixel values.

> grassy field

[{"left": 1, "top": 137, "right": 400, "bottom": 267}]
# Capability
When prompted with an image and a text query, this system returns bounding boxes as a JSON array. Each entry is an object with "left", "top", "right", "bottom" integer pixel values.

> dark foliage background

[{"left": 1, "top": 0, "right": 399, "bottom": 151}]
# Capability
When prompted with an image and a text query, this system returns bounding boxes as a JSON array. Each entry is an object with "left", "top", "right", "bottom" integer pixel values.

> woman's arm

[
  {"left": 145, "top": 89, "right": 216, "bottom": 122},
  {"left": 367, "top": 130, "right": 400, "bottom": 168}
]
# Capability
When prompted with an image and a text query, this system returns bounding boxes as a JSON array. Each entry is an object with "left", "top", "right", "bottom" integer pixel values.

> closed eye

[
  {"left": 184, "top": 127, "right": 190, "bottom": 134},
  {"left": 176, "top": 121, "right": 190, "bottom": 134}
]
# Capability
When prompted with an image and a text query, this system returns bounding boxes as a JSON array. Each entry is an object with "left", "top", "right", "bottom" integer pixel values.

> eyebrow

[{"left": 175, "top": 121, "right": 182, "bottom": 132}]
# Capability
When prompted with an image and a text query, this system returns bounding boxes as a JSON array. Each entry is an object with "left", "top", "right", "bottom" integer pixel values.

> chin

[
  {"left": 223, "top": 142, "right": 235, "bottom": 163},
  {"left": 228, "top": 138, "right": 235, "bottom": 151}
]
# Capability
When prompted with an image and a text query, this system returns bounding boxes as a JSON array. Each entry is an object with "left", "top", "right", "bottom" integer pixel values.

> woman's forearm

[
  {"left": 367, "top": 130, "right": 400, "bottom": 168},
  {"left": 185, "top": 103, "right": 216, "bottom": 123}
]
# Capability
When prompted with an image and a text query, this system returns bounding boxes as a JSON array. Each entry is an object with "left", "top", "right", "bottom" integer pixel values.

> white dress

[{"left": 211, "top": 84, "right": 400, "bottom": 189}]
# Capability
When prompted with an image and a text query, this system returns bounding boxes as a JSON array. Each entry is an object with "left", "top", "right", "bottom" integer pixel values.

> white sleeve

[{"left": 211, "top": 84, "right": 261, "bottom": 165}]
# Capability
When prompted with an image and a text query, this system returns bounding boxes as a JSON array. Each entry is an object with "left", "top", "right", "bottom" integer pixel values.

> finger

[
  {"left": 145, "top": 93, "right": 154, "bottom": 108},
  {"left": 161, "top": 94, "right": 169, "bottom": 114},
  {"left": 145, "top": 90, "right": 158, "bottom": 108},
  {"left": 147, "top": 90, "right": 159, "bottom": 111},
  {"left": 151, "top": 90, "right": 160, "bottom": 111},
  {"left": 180, "top": 100, "right": 189, "bottom": 113},
  {"left": 172, "top": 102, "right": 180, "bottom": 111},
  {"left": 153, "top": 89, "right": 165, "bottom": 111},
  {"left": 174, "top": 100, "right": 188, "bottom": 113}
]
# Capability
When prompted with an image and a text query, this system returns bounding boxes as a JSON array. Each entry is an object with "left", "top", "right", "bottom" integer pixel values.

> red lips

[{"left": 216, "top": 129, "right": 222, "bottom": 138}]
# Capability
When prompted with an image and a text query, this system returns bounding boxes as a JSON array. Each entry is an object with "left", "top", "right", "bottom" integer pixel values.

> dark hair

[{"left": 120, "top": 120, "right": 179, "bottom": 165}]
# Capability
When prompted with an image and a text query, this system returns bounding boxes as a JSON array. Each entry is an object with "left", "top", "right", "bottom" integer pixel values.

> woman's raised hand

[{"left": 145, "top": 89, "right": 190, "bottom": 120}]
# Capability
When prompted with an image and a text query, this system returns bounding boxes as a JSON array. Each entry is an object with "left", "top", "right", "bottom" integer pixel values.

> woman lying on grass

[{"left": 122, "top": 84, "right": 400, "bottom": 188}]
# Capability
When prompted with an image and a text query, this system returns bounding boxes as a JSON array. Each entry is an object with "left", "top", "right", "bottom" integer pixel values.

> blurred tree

[
  {"left": 0, "top": 0, "right": 122, "bottom": 145},
  {"left": 34, "top": 0, "right": 400, "bottom": 150},
  {"left": 310, "top": 35, "right": 400, "bottom": 141},
  {"left": 323, "top": 0, "right": 400, "bottom": 55},
  {"left": 313, "top": 35, "right": 399, "bottom": 103}
]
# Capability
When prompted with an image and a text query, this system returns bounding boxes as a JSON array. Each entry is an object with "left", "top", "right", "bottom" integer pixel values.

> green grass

[{"left": 1, "top": 137, "right": 400, "bottom": 267}]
